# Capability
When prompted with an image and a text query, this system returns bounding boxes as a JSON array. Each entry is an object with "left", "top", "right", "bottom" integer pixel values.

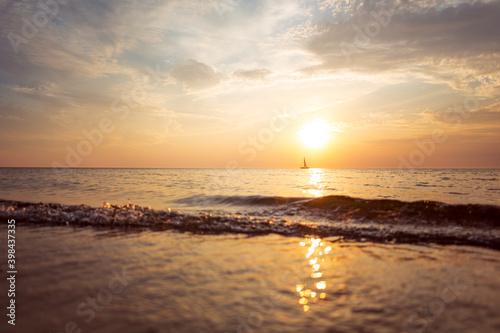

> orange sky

[{"left": 1, "top": 0, "right": 499, "bottom": 168}]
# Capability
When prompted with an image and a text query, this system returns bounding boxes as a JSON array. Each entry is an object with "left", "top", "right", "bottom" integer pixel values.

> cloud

[
  {"left": 233, "top": 69, "right": 272, "bottom": 81},
  {"left": 422, "top": 102, "right": 500, "bottom": 125},
  {"left": 170, "top": 59, "right": 225, "bottom": 90},
  {"left": 301, "top": 0, "right": 500, "bottom": 94}
]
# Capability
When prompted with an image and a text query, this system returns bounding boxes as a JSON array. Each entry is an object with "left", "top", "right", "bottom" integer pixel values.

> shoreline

[{"left": 2, "top": 198, "right": 499, "bottom": 250}]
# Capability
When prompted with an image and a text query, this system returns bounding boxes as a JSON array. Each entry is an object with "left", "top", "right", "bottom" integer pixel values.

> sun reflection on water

[
  {"left": 297, "top": 237, "right": 331, "bottom": 312},
  {"left": 304, "top": 169, "right": 325, "bottom": 197}
]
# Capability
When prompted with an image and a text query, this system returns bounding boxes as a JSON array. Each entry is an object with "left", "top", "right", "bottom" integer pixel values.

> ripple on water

[{"left": 3, "top": 226, "right": 500, "bottom": 332}]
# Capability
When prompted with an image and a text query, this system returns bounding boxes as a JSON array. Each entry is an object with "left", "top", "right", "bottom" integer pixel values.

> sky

[{"left": 0, "top": 0, "right": 499, "bottom": 168}]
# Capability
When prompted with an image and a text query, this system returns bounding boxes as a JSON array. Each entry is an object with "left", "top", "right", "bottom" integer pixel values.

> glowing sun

[{"left": 299, "top": 120, "right": 331, "bottom": 149}]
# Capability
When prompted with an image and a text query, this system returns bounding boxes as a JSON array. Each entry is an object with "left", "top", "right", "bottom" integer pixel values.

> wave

[
  {"left": 1, "top": 195, "right": 499, "bottom": 249},
  {"left": 298, "top": 195, "right": 500, "bottom": 228},
  {"left": 174, "top": 194, "right": 307, "bottom": 206}
]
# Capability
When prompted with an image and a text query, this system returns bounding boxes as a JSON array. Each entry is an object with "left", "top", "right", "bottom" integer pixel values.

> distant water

[
  {"left": 1, "top": 168, "right": 500, "bottom": 333},
  {"left": 0, "top": 168, "right": 499, "bottom": 209}
]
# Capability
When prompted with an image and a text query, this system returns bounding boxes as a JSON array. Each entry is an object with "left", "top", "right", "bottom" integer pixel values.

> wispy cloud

[{"left": 302, "top": 0, "right": 500, "bottom": 95}]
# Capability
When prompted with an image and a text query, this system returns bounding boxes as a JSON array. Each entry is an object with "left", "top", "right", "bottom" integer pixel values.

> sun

[{"left": 298, "top": 120, "right": 331, "bottom": 149}]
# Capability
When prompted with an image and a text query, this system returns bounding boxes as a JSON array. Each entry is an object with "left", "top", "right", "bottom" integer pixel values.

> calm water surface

[
  {"left": 1, "top": 225, "right": 499, "bottom": 333},
  {"left": 0, "top": 168, "right": 498, "bottom": 211}
]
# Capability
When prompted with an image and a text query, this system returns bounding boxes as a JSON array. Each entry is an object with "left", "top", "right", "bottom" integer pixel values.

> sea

[{"left": 0, "top": 167, "right": 499, "bottom": 333}]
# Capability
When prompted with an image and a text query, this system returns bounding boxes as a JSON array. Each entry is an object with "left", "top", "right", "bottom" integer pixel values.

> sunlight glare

[{"left": 298, "top": 120, "right": 331, "bottom": 149}]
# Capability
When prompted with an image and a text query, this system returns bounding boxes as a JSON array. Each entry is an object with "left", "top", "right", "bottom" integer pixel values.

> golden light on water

[
  {"left": 309, "top": 169, "right": 324, "bottom": 185},
  {"left": 306, "top": 189, "right": 324, "bottom": 197},
  {"left": 316, "top": 281, "right": 327, "bottom": 290},
  {"left": 304, "top": 168, "right": 325, "bottom": 198},
  {"left": 305, "top": 238, "right": 321, "bottom": 258},
  {"left": 295, "top": 237, "right": 335, "bottom": 312}
]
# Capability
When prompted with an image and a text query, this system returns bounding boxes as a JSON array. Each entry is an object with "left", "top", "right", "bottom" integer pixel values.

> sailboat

[{"left": 300, "top": 157, "right": 309, "bottom": 169}]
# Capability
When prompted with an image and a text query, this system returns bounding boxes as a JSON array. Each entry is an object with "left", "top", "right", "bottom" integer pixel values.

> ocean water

[
  {"left": 1, "top": 168, "right": 499, "bottom": 333},
  {"left": 1, "top": 167, "right": 499, "bottom": 247},
  {"left": 1, "top": 226, "right": 499, "bottom": 333},
  {"left": 1, "top": 167, "right": 499, "bottom": 209}
]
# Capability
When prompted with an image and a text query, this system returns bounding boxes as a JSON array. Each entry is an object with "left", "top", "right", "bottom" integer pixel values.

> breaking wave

[{"left": 1, "top": 195, "right": 499, "bottom": 249}]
